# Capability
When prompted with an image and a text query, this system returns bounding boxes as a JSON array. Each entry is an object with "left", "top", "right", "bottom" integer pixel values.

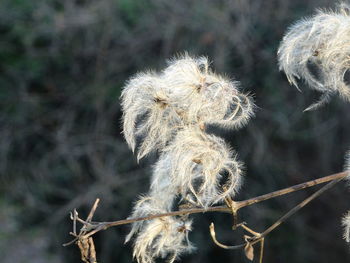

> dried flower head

[
  {"left": 132, "top": 217, "right": 193, "bottom": 263},
  {"left": 122, "top": 54, "right": 254, "bottom": 263},
  {"left": 121, "top": 72, "right": 182, "bottom": 161},
  {"left": 156, "top": 127, "right": 243, "bottom": 207},
  {"left": 121, "top": 54, "right": 254, "bottom": 160},
  {"left": 162, "top": 55, "right": 254, "bottom": 129},
  {"left": 125, "top": 194, "right": 176, "bottom": 244},
  {"left": 278, "top": 2, "right": 350, "bottom": 110}
]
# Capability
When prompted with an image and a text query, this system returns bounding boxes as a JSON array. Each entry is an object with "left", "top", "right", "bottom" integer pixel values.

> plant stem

[
  {"left": 65, "top": 171, "right": 348, "bottom": 242},
  {"left": 257, "top": 177, "right": 344, "bottom": 239},
  {"left": 99, "top": 171, "right": 347, "bottom": 228}
]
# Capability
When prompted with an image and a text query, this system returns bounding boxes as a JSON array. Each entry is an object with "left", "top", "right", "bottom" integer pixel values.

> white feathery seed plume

[
  {"left": 121, "top": 54, "right": 254, "bottom": 263},
  {"left": 121, "top": 72, "right": 183, "bottom": 161},
  {"left": 124, "top": 193, "right": 176, "bottom": 244},
  {"left": 162, "top": 55, "right": 254, "bottom": 129},
  {"left": 158, "top": 127, "right": 243, "bottom": 207},
  {"left": 132, "top": 217, "right": 193, "bottom": 263},
  {"left": 278, "top": 2, "right": 350, "bottom": 111},
  {"left": 121, "top": 54, "right": 254, "bottom": 161}
]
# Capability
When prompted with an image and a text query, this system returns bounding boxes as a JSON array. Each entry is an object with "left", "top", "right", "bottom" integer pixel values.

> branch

[
  {"left": 64, "top": 171, "right": 347, "bottom": 244},
  {"left": 235, "top": 171, "right": 347, "bottom": 209},
  {"left": 256, "top": 177, "right": 344, "bottom": 239},
  {"left": 209, "top": 177, "right": 345, "bottom": 251}
]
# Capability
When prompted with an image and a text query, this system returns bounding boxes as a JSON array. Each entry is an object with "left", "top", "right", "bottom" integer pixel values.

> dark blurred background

[{"left": 1, "top": 0, "right": 350, "bottom": 262}]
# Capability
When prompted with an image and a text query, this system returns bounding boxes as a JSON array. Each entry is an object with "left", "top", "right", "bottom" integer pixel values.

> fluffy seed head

[
  {"left": 121, "top": 54, "right": 254, "bottom": 160},
  {"left": 122, "top": 54, "right": 253, "bottom": 263},
  {"left": 132, "top": 217, "right": 193, "bottom": 263},
  {"left": 121, "top": 72, "right": 182, "bottom": 160},
  {"left": 125, "top": 194, "right": 177, "bottom": 244},
  {"left": 162, "top": 55, "right": 255, "bottom": 129},
  {"left": 156, "top": 127, "right": 243, "bottom": 207},
  {"left": 278, "top": 2, "right": 350, "bottom": 110}
]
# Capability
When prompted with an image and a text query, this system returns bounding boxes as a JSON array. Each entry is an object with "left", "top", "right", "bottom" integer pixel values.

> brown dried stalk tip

[
  {"left": 77, "top": 237, "right": 97, "bottom": 263},
  {"left": 64, "top": 199, "right": 100, "bottom": 263}
]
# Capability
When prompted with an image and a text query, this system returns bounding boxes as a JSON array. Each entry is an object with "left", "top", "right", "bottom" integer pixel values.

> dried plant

[
  {"left": 132, "top": 217, "right": 193, "bottom": 263},
  {"left": 121, "top": 54, "right": 254, "bottom": 161},
  {"left": 120, "top": 54, "right": 254, "bottom": 263},
  {"left": 157, "top": 127, "right": 243, "bottom": 207},
  {"left": 65, "top": 171, "right": 349, "bottom": 263},
  {"left": 279, "top": 1, "right": 350, "bottom": 245},
  {"left": 63, "top": 3, "right": 350, "bottom": 263},
  {"left": 278, "top": 2, "right": 350, "bottom": 111},
  {"left": 120, "top": 72, "right": 181, "bottom": 161}
]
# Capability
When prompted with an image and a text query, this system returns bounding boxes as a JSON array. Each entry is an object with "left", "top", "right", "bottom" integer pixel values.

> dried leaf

[{"left": 244, "top": 242, "right": 254, "bottom": 261}]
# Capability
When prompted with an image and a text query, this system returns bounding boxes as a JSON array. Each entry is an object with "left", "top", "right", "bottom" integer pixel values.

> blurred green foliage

[{"left": 1, "top": 0, "right": 349, "bottom": 262}]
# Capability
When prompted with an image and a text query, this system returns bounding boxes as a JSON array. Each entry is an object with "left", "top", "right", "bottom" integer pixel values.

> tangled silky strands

[
  {"left": 121, "top": 54, "right": 254, "bottom": 161},
  {"left": 278, "top": 2, "right": 350, "bottom": 111},
  {"left": 158, "top": 127, "right": 243, "bottom": 207},
  {"left": 121, "top": 54, "right": 254, "bottom": 263}
]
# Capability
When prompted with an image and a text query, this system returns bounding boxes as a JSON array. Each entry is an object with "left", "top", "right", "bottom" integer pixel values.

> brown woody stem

[{"left": 64, "top": 171, "right": 347, "bottom": 244}]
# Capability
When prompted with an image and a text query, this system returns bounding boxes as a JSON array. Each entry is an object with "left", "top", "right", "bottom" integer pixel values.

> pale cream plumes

[
  {"left": 121, "top": 72, "right": 183, "bottom": 161},
  {"left": 162, "top": 54, "right": 255, "bottom": 129},
  {"left": 159, "top": 127, "right": 243, "bottom": 207},
  {"left": 125, "top": 194, "right": 176, "bottom": 244},
  {"left": 121, "top": 55, "right": 255, "bottom": 161},
  {"left": 125, "top": 196, "right": 193, "bottom": 263},
  {"left": 122, "top": 54, "right": 253, "bottom": 263},
  {"left": 133, "top": 217, "right": 193, "bottom": 263},
  {"left": 278, "top": 2, "right": 350, "bottom": 110},
  {"left": 342, "top": 211, "right": 350, "bottom": 242}
]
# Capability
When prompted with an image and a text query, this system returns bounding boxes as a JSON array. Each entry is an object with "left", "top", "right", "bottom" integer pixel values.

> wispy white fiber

[
  {"left": 280, "top": 2, "right": 350, "bottom": 247},
  {"left": 121, "top": 54, "right": 254, "bottom": 161},
  {"left": 157, "top": 127, "right": 243, "bottom": 207},
  {"left": 342, "top": 211, "right": 350, "bottom": 242},
  {"left": 125, "top": 194, "right": 175, "bottom": 244},
  {"left": 121, "top": 72, "right": 182, "bottom": 161},
  {"left": 162, "top": 55, "right": 254, "bottom": 129},
  {"left": 278, "top": 2, "right": 350, "bottom": 109},
  {"left": 133, "top": 217, "right": 193, "bottom": 263},
  {"left": 121, "top": 54, "right": 254, "bottom": 263}
]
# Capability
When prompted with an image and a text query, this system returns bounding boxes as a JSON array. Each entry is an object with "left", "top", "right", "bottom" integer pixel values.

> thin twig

[
  {"left": 235, "top": 171, "right": 347, "bottom": 209},
  {"left": 64, "top": 171, "right": 347, "bottom": 245},
  {"left": 86, "top": 199, "right": 100, "bottom": 223},
  {"left": 255, "top": 177, "right": 344, "bottom": 240},
  {"left": 259, "top": 238, "right": 265, "bottom": 263},
  {"left": 208, "top": 177, "right": 344, "bottom": 251},
  {"left": 64, "top": 199, "right": 100, "bottom": 263},
  {"left": 209, "top": 222, "right": 243, "bottom": 249}
]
